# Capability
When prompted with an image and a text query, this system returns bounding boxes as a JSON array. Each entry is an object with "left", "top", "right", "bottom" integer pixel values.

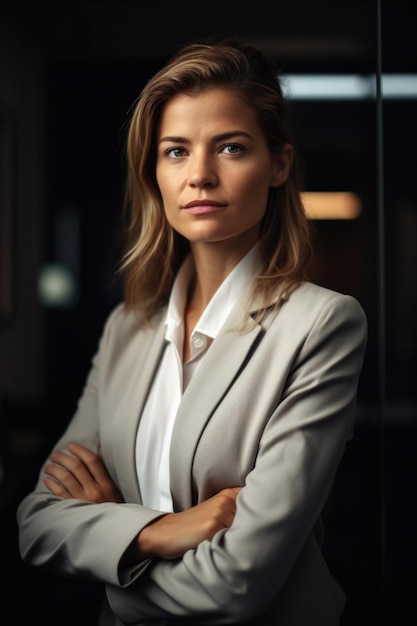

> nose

[{"left": 188, "top": 153, "right": 218, "bottom": 188}]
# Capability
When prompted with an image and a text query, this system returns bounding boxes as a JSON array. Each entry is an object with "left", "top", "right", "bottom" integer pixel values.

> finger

[
  {"left": 46, "top": 453, "right": 97, "bottom": 498},
  {"left": 67, "top": 444, "right": 112, "bottom": 483},
  {"left": 221, "top": 486, "right": 242, "bottom": 500},
  {"left": 43, "top": 475, "right": 73, "bottom": 499},
  {"left": 61, "top": 446, "right": 123, "bottom": 503},
  {"left": 44, "top": 462, "right": 85, "bottom": 498},
  {"left": 49, "top": 450, "right": 96, "bottom": 485},
  {"left": 67, "top": 443, "right": 97, "bottom": 462}
]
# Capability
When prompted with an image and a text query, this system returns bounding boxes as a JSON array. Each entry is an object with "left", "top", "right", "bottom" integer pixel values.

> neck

[{"left": 188, "top": 240, "right": 254, "bottom": 309}]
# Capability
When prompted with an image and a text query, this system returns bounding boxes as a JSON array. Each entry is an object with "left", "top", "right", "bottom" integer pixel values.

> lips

[
  {"left": 184, "top": 200, "right": 225, "bottom": 208},
  {"left": 183, "top": 199, "right": 226, "bottom": 215}
]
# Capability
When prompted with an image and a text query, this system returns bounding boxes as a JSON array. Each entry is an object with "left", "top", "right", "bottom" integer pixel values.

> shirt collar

[{"left": 165, "top": 245, "right": 259, "bottom": 343}]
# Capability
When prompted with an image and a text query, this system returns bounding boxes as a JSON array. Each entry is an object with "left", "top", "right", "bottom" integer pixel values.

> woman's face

[{"left": 155, "top": 87, "right": 291, "bottom": 255}]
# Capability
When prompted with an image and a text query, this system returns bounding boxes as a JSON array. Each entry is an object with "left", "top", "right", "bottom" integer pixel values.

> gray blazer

[{"left": 17, "top": 281, "right": 367, "bottom": 626}]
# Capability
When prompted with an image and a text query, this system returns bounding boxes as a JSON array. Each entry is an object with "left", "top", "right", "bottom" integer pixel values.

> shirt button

[{"left": 192, "top": 334, "right": 206, "bottom": 349}]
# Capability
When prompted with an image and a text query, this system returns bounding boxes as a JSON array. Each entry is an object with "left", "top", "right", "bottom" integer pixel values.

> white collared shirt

[{"left": 135, "top": 246, "right": 258, "bottom": 512}]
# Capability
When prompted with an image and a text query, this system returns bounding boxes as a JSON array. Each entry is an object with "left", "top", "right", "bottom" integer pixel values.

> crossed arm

[{"left": 44, "top": 444, "right": 240, "bottom": 563}]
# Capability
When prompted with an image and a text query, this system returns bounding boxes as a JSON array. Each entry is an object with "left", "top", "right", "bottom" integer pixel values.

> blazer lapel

[
  {"left": 169, "top": 302, "right": 265, "bottom": 510},
  {"left": 109, "top": 309, "right": 168, "bottom": 503}
]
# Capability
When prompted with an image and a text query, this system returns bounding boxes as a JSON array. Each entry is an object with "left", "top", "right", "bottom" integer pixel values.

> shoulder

[
  {"left": 265, "top": 281, "right": 367, "bottom": 344},
  {"left": 288, "top": 282, "right": 365, "bottom": 315},
  {"left": 291, "top": 282, "right": 367, "bottom": 345},
  {"left": 99, "top": 302, "right": 167, "bottom": 347},
  {"left": 288, "top": 281, "right": 367, "bottom": 320},
  {"left": 88, "top": 302, "right": 168, "bottom": 378}
]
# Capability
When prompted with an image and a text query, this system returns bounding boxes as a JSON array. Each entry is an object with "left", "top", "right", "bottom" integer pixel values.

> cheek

[
  {"left": 159, "top": 190, "right": 180, "bottom": 231},
  {"left": 156, "top": 175, "right": 174, "bottom": 212},
  {"left": 156, "top": 165, "right": 182, "bottom": 204},
  {"left": 155, "top": 168, "right": 166, "bottom": 199},
  {"left": 237, "top": 168, "right": 271, "bottom": 205}
]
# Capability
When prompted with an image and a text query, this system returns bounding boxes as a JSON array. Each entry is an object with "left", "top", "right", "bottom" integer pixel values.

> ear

[{"left": 270, "top": 143, "right": 293, "bottom": 187}]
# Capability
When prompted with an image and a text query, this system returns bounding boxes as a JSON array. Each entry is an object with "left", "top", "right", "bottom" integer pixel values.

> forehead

[{"left": 157, "top": 87, "right": 260, "bottom": 134}]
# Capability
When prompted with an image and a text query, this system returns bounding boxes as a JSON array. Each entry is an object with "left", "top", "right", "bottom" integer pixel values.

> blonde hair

[{"left": 120, "top": 36, "right": 312, "bottom": 323}]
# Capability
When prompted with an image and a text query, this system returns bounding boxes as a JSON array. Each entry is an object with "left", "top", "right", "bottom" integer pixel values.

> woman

[{"left": 17, "top": 36, "right": 367, "bottom": 625}]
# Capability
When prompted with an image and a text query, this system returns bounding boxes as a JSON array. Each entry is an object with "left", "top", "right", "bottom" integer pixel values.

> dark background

[{"left": 1, "top": 1, "right": 416, "bottom": 624}]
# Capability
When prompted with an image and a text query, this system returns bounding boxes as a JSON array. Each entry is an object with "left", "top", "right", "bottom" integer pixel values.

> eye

[
  {"left": 221, "top": 143, "right": 245, "bottom": 155},
  {"left": 165, "top": 147, "right": 187, "bottom": 158}
]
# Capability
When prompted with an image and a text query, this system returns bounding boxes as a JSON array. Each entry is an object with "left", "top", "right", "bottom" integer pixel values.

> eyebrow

[{"left": 158, "top": 130, "right": 255, "bottom": 145}]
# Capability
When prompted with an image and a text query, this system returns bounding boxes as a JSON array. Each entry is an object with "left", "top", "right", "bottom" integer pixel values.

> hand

[
  {"left": 128, "top": 487, "right": 242, "bottom": 563},
  {"left": 43, "top": 443, "right": 123, "bottom": 503}
]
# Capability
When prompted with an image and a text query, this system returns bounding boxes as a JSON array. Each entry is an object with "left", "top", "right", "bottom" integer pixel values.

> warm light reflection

[{"left": 301, "top": 192, "right": 362, "bottom": 220}]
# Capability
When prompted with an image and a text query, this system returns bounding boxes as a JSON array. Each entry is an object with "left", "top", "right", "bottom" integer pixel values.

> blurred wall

[{"left": 0, "top": 18, "right": 47, "bottom": 402}]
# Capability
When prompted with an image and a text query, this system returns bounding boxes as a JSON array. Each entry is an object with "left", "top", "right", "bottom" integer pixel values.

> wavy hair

[{"left": 120, "top": 36, "right": 312, "bottom": 323}]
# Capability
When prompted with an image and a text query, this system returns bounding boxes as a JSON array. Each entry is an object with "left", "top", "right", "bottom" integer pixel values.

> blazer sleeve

[
  {"left": 16, "top": 304, "right": 167, "bottom": 585},
  {"left": 106, "top": 293, "right": 368, "bottom": 624}
]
